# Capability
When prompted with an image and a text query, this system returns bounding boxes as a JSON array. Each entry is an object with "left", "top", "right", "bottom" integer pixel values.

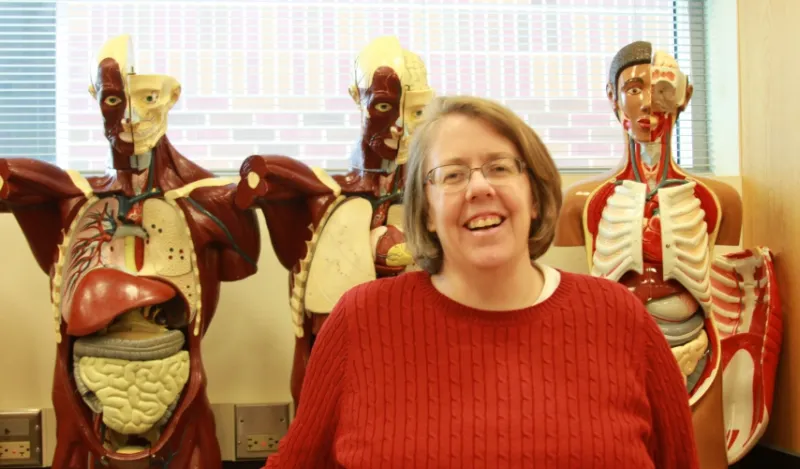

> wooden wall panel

[{"left": 738, "top": 0, "right": 800, "bottom": 452}]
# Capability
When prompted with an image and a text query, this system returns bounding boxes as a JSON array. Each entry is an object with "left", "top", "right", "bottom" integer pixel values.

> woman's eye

[
  {"left": 414, "top": 110, "right": 423, "bottom": 118},
  {"left": 145, "top": 92, "right": 159, "bottom": 103},
  {"left": 442, "top": 171, "right": 465, "bottom": 183},
  {"left": 104, "top": 96, "right": 122, "bottom": 106},
  {"left": 375, "top": 103, "right": 392, "bottom": 112}
]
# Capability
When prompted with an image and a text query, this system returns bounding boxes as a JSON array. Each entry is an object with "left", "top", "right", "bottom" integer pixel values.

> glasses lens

[
  {"left": 483, "top": 158, "right": 522, "bottom": 183},
  {"left": 432, "top": 166, "right": 468, "bottom": 187},
  {"left": 428, "top": 158, "right": 524, "bottom": 192}
]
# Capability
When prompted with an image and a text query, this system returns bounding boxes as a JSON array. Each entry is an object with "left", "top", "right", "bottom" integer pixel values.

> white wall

[{"left": 705, "top": 0, "right": 741, "bottom": 177}]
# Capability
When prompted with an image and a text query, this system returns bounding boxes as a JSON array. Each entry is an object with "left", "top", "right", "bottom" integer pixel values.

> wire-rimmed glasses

[{"left": 425, "top": 156, "right": 527, "bottom": 193}]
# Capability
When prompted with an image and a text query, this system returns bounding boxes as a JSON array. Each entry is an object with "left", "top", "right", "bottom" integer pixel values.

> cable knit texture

[{"left": 264, "top": 270, "right": 700, "bottom": 469}]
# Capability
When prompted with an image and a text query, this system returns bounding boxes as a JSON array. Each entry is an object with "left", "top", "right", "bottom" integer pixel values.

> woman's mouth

[
  {"left": 464, "top": 215, "right": 506, "bottom": 231},
  {"left": 637, "top": 117, "right": 653, "bottom": 129}
]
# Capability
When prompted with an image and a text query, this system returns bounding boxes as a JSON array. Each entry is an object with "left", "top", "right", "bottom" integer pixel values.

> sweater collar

[{"left": 411, "top": 266, "right": 576, "bottom": 326}]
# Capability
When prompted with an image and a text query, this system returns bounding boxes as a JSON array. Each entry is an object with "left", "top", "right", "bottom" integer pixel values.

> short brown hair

[{"left": 403, "top": 95, "right": 563, "bottom": 274}]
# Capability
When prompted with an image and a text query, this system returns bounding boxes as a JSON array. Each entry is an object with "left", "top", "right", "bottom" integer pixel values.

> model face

[
  {"left": 424, "top": 114, "right": 535, "bottom": 274},
  {"left": 615, "top": 61, "right": 692, "bottom": 144},
  {"left": 126, "top": 75, "right": 174, "bottom": 151},
  {"left": 396, "top": 88, "right": 434, "bottom": 165},
  {"left": 93, "top": 61, "right": 179, "bottom": 170},
  {"left": 360, "top": 66, "right": 404, "bottom": 161},
  {"left": 95, "top": 58, "right": 136, "bottom": 168}
]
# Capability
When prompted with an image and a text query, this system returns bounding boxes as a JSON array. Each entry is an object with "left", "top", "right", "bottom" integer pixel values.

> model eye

[
  {"left": 414, "top": 109, "right": 424, "bottom": 118},
  {"left": 375, "top": 103, "right": 392, "bottom": 112},
  {"left": 144, "top": 92, "right": 159, "bottom": 103},
  {"left": 628, "top": 87, "right": 642, "bottom": 96},
  {"left": 104, "top": 96, "right": 122, "bottom": 106}
]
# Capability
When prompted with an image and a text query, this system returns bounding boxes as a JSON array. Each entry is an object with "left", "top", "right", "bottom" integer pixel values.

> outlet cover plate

[
  {"left": 0, "top": 442, "right": 31, "bottom": 463},
  {"left": 234, "top": 403, "right": 291, "bottom": 460},
  {"left": 0, "top": 410, "right": 42, "bottom": 467}
]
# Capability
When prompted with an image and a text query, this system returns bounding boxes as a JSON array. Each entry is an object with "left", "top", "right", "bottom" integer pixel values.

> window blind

[
  {"left": 0, "top": 1, "right": 56, "bottom": 164},
  {"left": 2, "top": 0, "right": 710, "bottom": 174}
]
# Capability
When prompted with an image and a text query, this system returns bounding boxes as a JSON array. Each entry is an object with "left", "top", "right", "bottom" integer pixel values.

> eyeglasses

[{"left": 425, "top": 156, "right": 527, "bottom": 193}]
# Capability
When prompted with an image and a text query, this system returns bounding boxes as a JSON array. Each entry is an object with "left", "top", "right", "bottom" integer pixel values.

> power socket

[
  {"left": 234, "top": 403, "right": 291, "bottom": 460},
  {"left": 0, "top": 442, "right": 31, "bottom": 460},
  {"left": 0, "top": 409, "right": 42, "bottom": 467},
  {"left": 246, "top": 434, "right": 281, "bottom": 452}
]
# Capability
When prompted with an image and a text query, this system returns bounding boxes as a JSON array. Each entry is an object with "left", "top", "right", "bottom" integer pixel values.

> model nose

[
  {"left": 123, "top": 106, "right": 141, "bottom": 125},
  {"left": 640, "top": 88, "right": 652, "bottom": 112},
  {"left": 390, "top": 126, "right": 403, "bottom": 140}
]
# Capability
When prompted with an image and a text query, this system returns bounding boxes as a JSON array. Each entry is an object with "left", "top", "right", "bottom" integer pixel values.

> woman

[{"left": 264, "top": 96, "right": 699, "bottom": 468}]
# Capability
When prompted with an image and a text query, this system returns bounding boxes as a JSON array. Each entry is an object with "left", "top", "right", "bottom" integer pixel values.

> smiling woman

[
  {"left": 403, "top": 96, "right": 561, "bottom": 286},
  {"left": 260, "top": 95, "right": 703, "bottom": 469}
]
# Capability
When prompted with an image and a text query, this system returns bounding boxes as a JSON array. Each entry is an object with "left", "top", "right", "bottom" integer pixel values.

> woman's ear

[
  {"left": 529, "top": 181, "right": 539, "bottom": 220},
  {"left": 423, "top": 193, "right": 436, "bottom": 232},
  {"left": 529, "top": 191, "right": 540, "bottom": 236},
  {"left": 529, "top": 216, "right": 543, "bottom": 237},
  {"left": 426, "top": 210, "right": 436, "bottom": 232}
]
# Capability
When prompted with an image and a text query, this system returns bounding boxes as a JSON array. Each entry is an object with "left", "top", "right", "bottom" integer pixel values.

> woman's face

[{"left": 424, "top": 114, "right": 535, "bottom": 274}]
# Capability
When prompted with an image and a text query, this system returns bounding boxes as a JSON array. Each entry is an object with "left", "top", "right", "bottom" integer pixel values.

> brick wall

[{"left": 54, "top": 0, "right": 703, "bottom": 173}]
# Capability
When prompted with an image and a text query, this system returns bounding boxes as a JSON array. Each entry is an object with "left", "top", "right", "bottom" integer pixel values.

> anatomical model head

[
  {"left": 349, "top": 36, "right": 435, "bottom": 166},
  {"left": 88, "top": 34, "right": 181, "bottom": 171},
  {"left": 606, "top": 41, "right": 693, "bottom": 143},
  {"left": 396, "top": 49, "right": 434, "bottom": 165}
]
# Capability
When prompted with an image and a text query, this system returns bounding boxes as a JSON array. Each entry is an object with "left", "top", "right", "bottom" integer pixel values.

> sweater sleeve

[
  {"left": 264, "top": 299, "right": 350, "bottom": 469},
  {"left": 640, "top": 305, "right": 701, "bottom": 469}
]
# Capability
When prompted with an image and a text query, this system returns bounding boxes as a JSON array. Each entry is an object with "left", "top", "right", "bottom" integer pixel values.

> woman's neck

[{"left": 431, "top": 254, "right": 544, "bottom": 311}]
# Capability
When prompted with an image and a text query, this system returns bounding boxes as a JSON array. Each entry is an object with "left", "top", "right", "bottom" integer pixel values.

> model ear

[
  {"left": 169, "top": 84, "right": 182, "bottom": 108},
  {"left": 606, "top": 82, "right": 618, "bottom": 114},
  {"left": 348, "top": 85, "right": 361, "bottom": 107},
  {"left": 680, "top": 82, "right": 694, "bottom": 112}
]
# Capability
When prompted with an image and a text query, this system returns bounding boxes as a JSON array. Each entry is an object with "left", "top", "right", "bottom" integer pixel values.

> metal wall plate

[
  {"left": 0, "top": 409, "right": 42, "bottom": 467},
  {"left": 234, "top": 403, "right": 291, "bottom": 461}
]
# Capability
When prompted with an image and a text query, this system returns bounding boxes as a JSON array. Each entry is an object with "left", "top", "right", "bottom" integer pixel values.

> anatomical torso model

[
  {"left": 554, "top": 41, "right": 782, "bottom": 468},
  {"left": 0, "top": 35, "right": 260, "bottom": 468},
  {"left": 235, "top": 36, "right": 434, "bottom": 406}
]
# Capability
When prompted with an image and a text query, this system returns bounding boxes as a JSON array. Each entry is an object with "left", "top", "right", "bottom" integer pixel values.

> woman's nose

[{"left": 464, "top": 170, "right": 495, "bottom": 199}]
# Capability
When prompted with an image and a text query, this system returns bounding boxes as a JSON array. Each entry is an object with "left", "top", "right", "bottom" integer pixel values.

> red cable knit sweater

[{"left": 265, "top": 270, "right": 700, "bottom": 469}]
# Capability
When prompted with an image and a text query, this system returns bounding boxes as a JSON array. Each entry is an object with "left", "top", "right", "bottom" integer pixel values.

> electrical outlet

[
  {"left": 0, "top": 442, "right": 30, "bottom": 460},
  {"left": 0, "top": 409, "right": 41, "bottom": 467},
  {"left": 234, "top": 403, "right": 291, "bottom": 460},
  {"left": 246, "top": 434, "right": 281, "bottom": 452}
]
